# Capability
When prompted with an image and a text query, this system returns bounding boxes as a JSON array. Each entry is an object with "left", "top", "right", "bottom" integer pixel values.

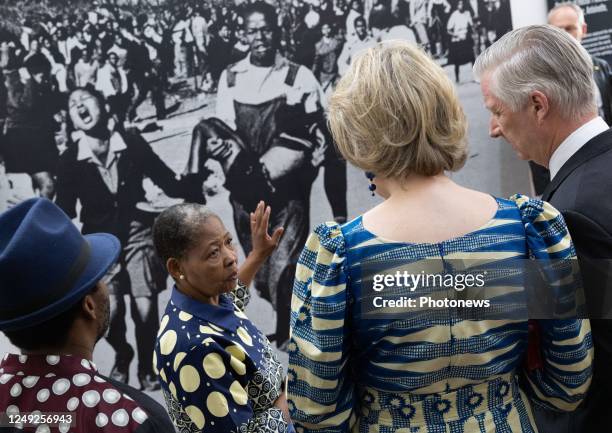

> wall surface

[{"left": 511, "top": 0, "right": 548, "bottom": 27}]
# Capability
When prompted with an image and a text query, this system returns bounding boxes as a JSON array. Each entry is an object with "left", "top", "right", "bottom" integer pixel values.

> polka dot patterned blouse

[
  {"left": 0, "top": 354, "right": 151, "bottom": 432},
  {"left": 155, "top": 283, "right": 293, "bottom": 433}
]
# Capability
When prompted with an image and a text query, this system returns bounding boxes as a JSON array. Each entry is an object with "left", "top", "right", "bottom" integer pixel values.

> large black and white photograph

[{"left": 0, "top": 0, "right": 521, "bottom": 404}]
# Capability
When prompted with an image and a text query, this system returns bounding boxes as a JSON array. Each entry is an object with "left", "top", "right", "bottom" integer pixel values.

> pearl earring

[{"left": 179, "top": 275, "right": 185, "bottom": 280}]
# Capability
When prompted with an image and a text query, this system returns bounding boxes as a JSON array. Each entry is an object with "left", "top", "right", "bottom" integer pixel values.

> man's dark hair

[
  {"left": 241, "top": 1, "right": 278, "bottom": 30},
  {"left": 24, "top": 53, "right": 51, "bottom": 76},
  {"left": 369, "top": 5, "right": 395, "bottom": 30},
  {"left": 136, "top": 13, "right": 148, "bottom": 28},
  {"left": 349, "top": 0, "right": 363, "bottom": 13},
  {"left": 354, "top": 16, "right": 367, "bottom": 28},
  {"left": 3, "top": 299, "right": 83, "bottom": 351},
  {"left": 153, "top": 203, "right": 219, "bottom": 265}
]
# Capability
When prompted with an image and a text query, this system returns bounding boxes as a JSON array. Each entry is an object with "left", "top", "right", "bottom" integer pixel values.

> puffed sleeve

[
  {"left": 287, "top": 222, "right": 356, "bottom": 432},
  {"left": 163, "top": 342, "right": 291, "bottom": 433},
  {"left": 510, "top": 194, "right": 594, "bottom": 411}
]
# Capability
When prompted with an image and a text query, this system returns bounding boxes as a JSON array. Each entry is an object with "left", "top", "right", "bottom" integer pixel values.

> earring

[
  {"left": 179, "top": 275, "right": 185, "bottom": 280},
  {"left": 365, "top": 171, "right": 376, "bottom": 196}
]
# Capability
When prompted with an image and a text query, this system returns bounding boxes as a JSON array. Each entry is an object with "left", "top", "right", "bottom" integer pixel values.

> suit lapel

[{"left": 542, "top": 128, "right": 612, "bottom": 201}]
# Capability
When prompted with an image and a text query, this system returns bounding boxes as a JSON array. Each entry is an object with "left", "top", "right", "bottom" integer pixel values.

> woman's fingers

[
  {"left": 207, "top": 138, "right": 231, "bottom": 159},
  {"left": 261, "top": 205, "right": 271, "bottom": 235},
  {"left": 252, "top": 201, "right": 264, "bottom": 233},
  {"left": 251, "top": 202, "right": 277, "bottom": 242},
  {"left": 271, "top": 226, "right": 284, "bottom": 245}
]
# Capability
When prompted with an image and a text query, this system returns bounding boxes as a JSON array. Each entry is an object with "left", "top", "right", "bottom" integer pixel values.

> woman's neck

[
  {"left": 364, "top": 173, "right": 498, "bottom": 244},
  {"left": 379, "top": 173, "right": 455, "bottom": 202},
  {"left": 177, "top": 284, "right": 220, "bottom": 306}
]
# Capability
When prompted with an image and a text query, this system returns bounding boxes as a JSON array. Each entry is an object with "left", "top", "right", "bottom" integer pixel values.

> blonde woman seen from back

[{"left": 287, "top": 41, "right": 592, "bottom": 433}]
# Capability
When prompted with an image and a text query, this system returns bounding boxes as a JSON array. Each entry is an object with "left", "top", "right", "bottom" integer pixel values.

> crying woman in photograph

[{"left": 54, "top": 85, "right": 207, "bottom": 391}]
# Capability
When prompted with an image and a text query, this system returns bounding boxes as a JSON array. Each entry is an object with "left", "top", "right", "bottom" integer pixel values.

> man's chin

[
  {"left": 514, "top": 148, "right": 535, "bottom": 162},
  {"left": 251, "top": 50, "right": 274, "bottom": 64},
  {"left": 507, "top": 143, "right": 528, "bottom": 160}
]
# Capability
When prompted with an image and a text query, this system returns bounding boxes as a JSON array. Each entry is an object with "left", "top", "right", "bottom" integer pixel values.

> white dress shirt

[
  {"left": 337, "top": 35, "right": 376, "bottom": 76},
  {"left": 77, "top": 132, "right": 127, "bottom": 194},
  {"left": 95, "top": 63, "right": 128, "bottom": 98},
  {"left": 447, "top": 10, "right": 473, "bottom": 41},
  {"left": 549, "top": 116, "right": 609, "bottom": 180}
]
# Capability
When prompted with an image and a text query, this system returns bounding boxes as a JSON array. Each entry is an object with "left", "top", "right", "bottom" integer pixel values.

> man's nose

[{"left": 489, "top": 117, "right": 501, "bottom": 138}]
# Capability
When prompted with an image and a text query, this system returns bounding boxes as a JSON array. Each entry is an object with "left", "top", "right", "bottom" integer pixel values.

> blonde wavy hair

[{"left": 328, "top": 40, "right": 468, "bottom": 179}]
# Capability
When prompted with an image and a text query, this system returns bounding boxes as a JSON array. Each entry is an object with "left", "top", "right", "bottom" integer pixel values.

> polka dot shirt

[
  {"left": 0, "top": 354, "right": 153, "bottom": 432},
  {"left": 155, "top": 285, "right": 293, "bottom": 433}
]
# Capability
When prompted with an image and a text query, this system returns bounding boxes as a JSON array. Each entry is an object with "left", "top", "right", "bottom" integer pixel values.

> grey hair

[
  {"left": 548, "top": 2, "right": 585, "bottom": 26},
  {"left": 473, "top": 25, "right": 597, "bottom": 120},
  {"left": 153, "top": 203, "right": 219, "bottom": 264}
]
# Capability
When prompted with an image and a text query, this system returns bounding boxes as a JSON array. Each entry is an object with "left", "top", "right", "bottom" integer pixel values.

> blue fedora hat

[{"left": 0, "top": 198, "right": 120, "bottom": 331}]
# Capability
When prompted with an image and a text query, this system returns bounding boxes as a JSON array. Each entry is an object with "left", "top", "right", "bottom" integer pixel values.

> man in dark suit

[
  {"left": 475, "top": 24, "right": 611, "bottom": 433},
  {"left": 528, "top": 2, "right": 612, "bottom": 196}
]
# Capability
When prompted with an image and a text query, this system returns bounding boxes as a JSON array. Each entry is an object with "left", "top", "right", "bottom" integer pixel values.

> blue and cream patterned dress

[
  {"left": 154, "top": 282, "right": 293, "bottom": 433},
  {"left": 288, "top": 195, "right": 593, "bottom": 433}
]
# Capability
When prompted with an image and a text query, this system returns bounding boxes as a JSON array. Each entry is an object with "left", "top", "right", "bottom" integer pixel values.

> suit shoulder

[
  {"left": 592, "top": 55, "right": 610, "bottom": 67},
  {"left": 555, "top": 153, "right": 612, "bottom": 226},
  {"left": 592, "top": 55, "right": 612, "bottom": 73}
]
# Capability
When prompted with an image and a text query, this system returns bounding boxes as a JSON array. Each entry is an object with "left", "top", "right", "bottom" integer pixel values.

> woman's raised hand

[{"left": 250, "top": 201, "right": 284, "bottom": 261}]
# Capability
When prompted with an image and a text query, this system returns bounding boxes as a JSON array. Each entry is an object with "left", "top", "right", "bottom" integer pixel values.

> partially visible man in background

[
  {"left": 529, "top": 2, "right": 612, "bottom": 196},
  {"left": 549, "top": 3, "right": 611, "bottom": 124}
]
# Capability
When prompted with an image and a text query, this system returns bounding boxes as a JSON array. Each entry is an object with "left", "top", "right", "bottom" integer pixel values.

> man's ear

[
  {"left": 529, "top": 90, "right": 550, "bottom": 124},
  {"left": 167, "top": 258, "right": 182, "bottom": 281},
  {"left": 81, "top": 293, "right": 97, "bottom": 321}
]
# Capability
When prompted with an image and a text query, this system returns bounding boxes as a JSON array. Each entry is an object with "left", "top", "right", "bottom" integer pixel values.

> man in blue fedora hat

[{"left": 0, "top": 198, "right": 174, "bottom": 433}]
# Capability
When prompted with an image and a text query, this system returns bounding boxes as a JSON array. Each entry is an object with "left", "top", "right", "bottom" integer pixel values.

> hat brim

[{"left": 0, "top": 233, "right": 121, "bottom": 331}]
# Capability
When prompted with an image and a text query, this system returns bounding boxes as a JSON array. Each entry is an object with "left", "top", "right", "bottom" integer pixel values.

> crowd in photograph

[
  {"left": 0, "top": 0, "right": 513, "bottom": 362},
  {"left": 0, "top": 0, "right": 513, "bottom": 155}
]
